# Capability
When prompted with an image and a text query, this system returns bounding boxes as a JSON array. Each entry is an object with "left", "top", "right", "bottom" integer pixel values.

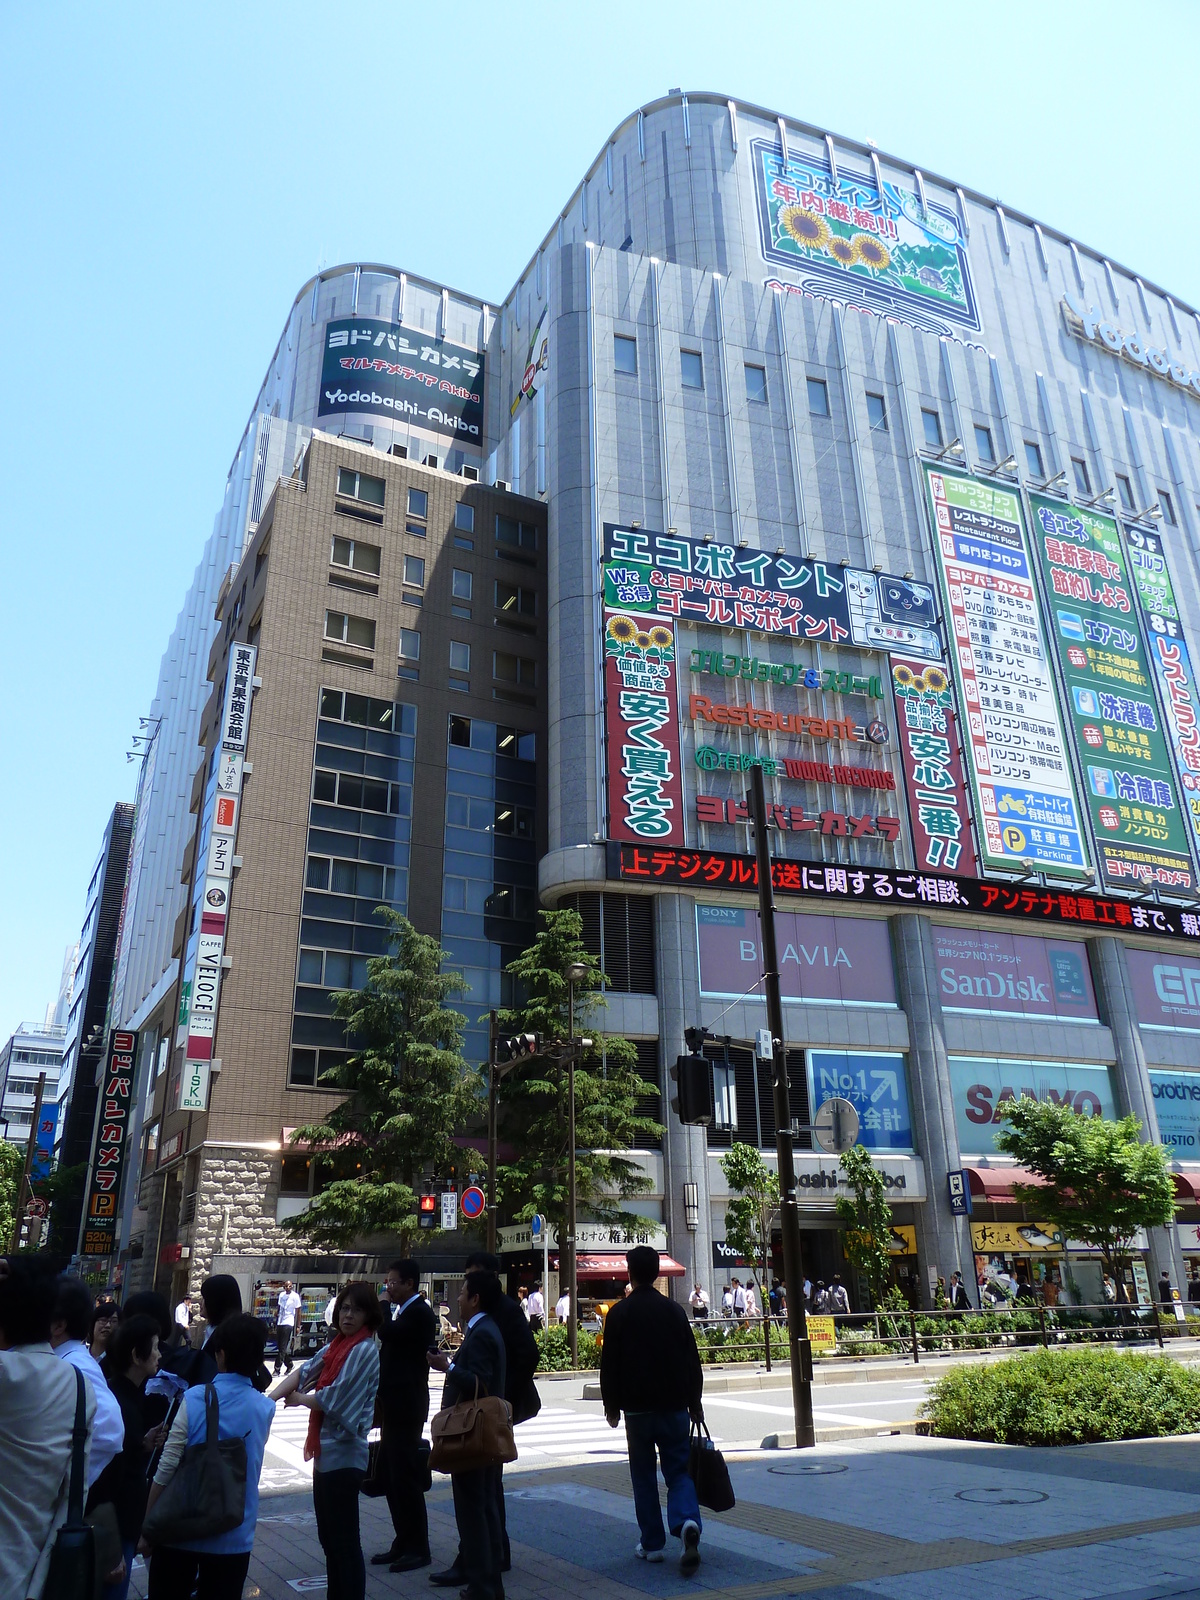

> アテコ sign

[
  {"left": 933, "top": 923, "right": 1097, "bottom": 1022},
  {"left": 1027, "top": 493, "right": 1193, "bottom": 892},
  {"left": 751, "top": 142, "right": 980, "bottom": 334},
  {"left": 1125, "top": 946, "right": 1200, "bottom": 1031},
  {"left": 604, "top": 524, "right": 942, "bottom": 659},
  {"left": 809, "top": 1050, "right": 913, "bottom": 1151},
  {"left": 82, "top": 1030, "right": 137, "bottom": 1256},
  {"left": 318, "top": 317, "right": 484, "bottom": 441},
  {"left": 949, "top": 1056, "right": 1116, "bottom": 1155},
  {"left": 891, "top": 656, "right": 976, "bottom": 875},
  {"left": 696, "top": 904, "right": 896, "bottom": 1005},
  {"left": 603, "top": 612, "right": 684, "bottom": 845},
  {"left": 925, "top": 467, "right": 1089, "bottom": 879},
  {"left": 1127, "top": 525, "right": 1200, "bottom": 856}
]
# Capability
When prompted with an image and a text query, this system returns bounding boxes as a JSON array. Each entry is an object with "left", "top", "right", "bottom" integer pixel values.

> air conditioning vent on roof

[
  {"left": 460, "top": 465, "right": 479, "bottom": 481},
  {"left": 423, "top": 454, "right": 438, "bottom": 469},
  {"left": 388, "top": 443, "right": 408, "bottom": 459},
  {"left": 495, "top": 479, "right": 510, "bottom": 492}
]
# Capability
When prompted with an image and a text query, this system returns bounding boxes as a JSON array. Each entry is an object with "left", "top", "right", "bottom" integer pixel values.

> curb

[{"left": 761, "top": 1421, "right": 921, "bottom": 1448}]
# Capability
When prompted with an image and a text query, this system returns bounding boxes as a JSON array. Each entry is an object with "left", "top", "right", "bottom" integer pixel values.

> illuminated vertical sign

[
  {"left": 1028, "top": 493, "right": 1194, "bottom": 892},
  {"left": 890, "top": 656, "right": 977, "bottom": 876},
  {"left": 924, "top": 466, "right": 1089, "bottom": 880},
  {"left": 603, "top": 611, "right": 685, "bottom": 845},
  {"left": 81, "top": 1030, "right": 136, "bottom": 1256}
]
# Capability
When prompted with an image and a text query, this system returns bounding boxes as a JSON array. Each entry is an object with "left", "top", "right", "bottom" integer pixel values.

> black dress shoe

[
  {"left": 371, "top": 1549, "right": 402, "bottom": 1566},
  {"left": 428, "top": 1568, "right": 465, "bottom": 1587},
  {"left": 391, "top": 1553, "right": 432, "bottom": 1573}
]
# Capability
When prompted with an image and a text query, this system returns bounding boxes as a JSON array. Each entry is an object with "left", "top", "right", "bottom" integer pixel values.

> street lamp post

[{"left": 565, "top": 960, "right": 589, "bottom": 1370}]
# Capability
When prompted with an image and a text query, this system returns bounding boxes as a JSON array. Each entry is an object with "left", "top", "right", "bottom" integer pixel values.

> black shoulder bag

[
  {"left": 141, "top": 1382, "right": 247, "bottom": 1545},
  {"left": 687, "top": 1418, "right": 736, "bottom": 1513},
  {"left": 43, "top": 1369, "right": 95, "bottom": 1600}
]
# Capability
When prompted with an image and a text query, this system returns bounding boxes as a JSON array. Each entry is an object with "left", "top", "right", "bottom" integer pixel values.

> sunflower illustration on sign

[
  {"left": 892, "top": 660, "right": 951, "bottom": 705},
  {"left": 605, "top": 615, "right": 675, "bottom": 663}
]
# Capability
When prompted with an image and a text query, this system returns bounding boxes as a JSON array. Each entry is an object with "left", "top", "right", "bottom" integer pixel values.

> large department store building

[{"left": 112, "top": 92, "right": 1200, "bottom": 1316}]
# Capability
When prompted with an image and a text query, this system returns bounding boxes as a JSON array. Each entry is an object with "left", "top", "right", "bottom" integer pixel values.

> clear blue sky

[{"left": 1, "top": 1, "right": 1197, "bottom": 1041}]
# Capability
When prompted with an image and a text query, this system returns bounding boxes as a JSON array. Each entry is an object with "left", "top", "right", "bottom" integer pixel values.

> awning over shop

[
  {"left": 576, "top": 1254, "right": 686, "bottom": 1279},
  {"left": 1173, "top": 1172, "right": 1200, "bottom": 1204},
  {"left": 965, "top": 1165, "right": 1045, "bottom": 1201}
]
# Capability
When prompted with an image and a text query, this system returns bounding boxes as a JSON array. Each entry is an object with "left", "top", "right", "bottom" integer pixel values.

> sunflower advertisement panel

[
  {"left": 751, "top": 140, "right": 980, "bottom": 333},
  {"left": 603, "top": 524, "right": 942, "bottom": 660},
  {"left": 1126, "top": 525, "right": 1200, "bottom": 855},
  {"left": 318, "top": 316, "right": 484, "bottom": 441},
  {"left": 890, "top": 656, "right": 977, "bottom": 876},
  {"left": 603, "top": 611, "right": 685, "bottom": 846},
  {"left": 1027, "top": 492, "right": 1194, "bottom": 893},
  {"left": 924, "top": 467, "right": 1089, "bottom": 879}
]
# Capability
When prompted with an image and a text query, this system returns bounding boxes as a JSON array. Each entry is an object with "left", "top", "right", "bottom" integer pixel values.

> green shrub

[
  {"left": 921, "top": 1347, "right": 1200, "bottom": 1446},
  {"left": 535, "top": 1324, "right": 599, "bottom": 1371}
]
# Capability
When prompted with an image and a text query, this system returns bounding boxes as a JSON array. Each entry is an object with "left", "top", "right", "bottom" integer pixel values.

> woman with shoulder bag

[
  {"left": 140, "top": 1314, "right": 275, "bottom": 1600},
  {"left": 271, "top": 1282, "right": 381, "bottom": 1600}
]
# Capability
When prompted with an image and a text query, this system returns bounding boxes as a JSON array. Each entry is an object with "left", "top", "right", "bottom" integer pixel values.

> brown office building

[{"left": 137, "top": 433, "right": 546, "bottom": 1312}]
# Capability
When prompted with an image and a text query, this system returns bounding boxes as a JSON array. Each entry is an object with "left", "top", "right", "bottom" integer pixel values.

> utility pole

[
  {"left": 747, "top": 765, "right": 816, "bottom": 1449},
  {"left": 10, "top": 1072, "right": 47, "bottom": 1252},
  {"left": 485, "top": 1012, "right": 499, "bottom": 1256},
  {"left": 565, "top": 962, "right": 589, "bottom": 1370}
]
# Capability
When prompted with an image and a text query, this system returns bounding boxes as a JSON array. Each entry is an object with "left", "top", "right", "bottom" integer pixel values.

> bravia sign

[
  {"left": 696, "top": 904, "right": 896, "bottom": 1005},
  {"left": 933, "top": 924, "right": 1097, "bottom": 1022},
  {"left": 318, "top": 316, "right": 484, "bottom": 440}
]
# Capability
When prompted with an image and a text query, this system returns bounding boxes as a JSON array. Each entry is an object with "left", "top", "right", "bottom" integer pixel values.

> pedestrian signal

[
  {"left": 500, "top": 1033, "right": 541, "bottom": 1062},
  {"left": 418, "top": 1193, "right": 438, "bottom": 1229},
  {"left": 671, "top": 1052, "right": 714, "bottom": 1126}
]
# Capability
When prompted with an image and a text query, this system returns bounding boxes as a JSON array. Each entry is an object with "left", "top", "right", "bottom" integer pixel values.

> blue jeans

[{"left": 623, "top": 1409, "right": 702, "bottom": 1552}]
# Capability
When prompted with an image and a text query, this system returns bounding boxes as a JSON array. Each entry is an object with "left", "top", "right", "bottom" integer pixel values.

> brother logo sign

[{"left": 1062, "top": 291, "right": 1200, "bottom": 398}]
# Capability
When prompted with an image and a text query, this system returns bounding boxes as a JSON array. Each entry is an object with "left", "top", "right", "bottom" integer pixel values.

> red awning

[
  {"left": 1174, "top": 1172, "right": 1200, "bottom": 1203},
  {"left": 576, "top": 1254, "right": 687, "bottom": 1280},
  {"left": 965, "top": 1165, "right": 1045, "bottom": 1200}
]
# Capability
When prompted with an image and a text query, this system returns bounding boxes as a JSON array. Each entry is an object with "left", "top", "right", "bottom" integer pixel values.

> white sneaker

[
  {"left": 680, "top": 1520, "right": 701, "bottom": 1576},
  {"left": 635, "top": 1544, "right": 664, "bottom": 1563}
]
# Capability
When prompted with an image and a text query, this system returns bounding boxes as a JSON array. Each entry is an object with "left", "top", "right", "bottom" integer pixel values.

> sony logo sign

[{"left": 1061, "top": 291, "right": 1200, "bottom": 398}]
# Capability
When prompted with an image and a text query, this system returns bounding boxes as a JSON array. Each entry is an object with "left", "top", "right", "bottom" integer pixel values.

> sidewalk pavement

[{"left": 127, "top": 1429, "right": 1200, "bottom": 1600}]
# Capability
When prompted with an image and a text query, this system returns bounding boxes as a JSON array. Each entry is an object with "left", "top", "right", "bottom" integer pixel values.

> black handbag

[
  {"left": 687, "top": 1419, "right": 735, "bottom": 1513},
  {"left": 141, "top": 1383, "right": 247, "bottom": 1545},
  {"left": 361, "top": 1431, "right": 387, "bottom": 1498},
  {"left": 43, "top": 1370, "right": 95, "bottom": 1600}
]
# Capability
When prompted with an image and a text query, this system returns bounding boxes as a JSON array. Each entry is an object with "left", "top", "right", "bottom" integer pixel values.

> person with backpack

[{"left": 140, "top": 1313, "right": 275, "bottom": 1600}]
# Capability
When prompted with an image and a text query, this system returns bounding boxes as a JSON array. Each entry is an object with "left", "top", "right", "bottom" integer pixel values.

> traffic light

[
  {"left": 418, "top": 1193, "right": 437, "bottom": 1230},
  {"left": 499, "top": 1032, "right": 541, "bottom": 1062},
  {"left": 671, "top": 1050, "right": 714, "bottom": 1126},
  {"left": 684, "top": 1026, "right": 710, "bottom": 1054}
]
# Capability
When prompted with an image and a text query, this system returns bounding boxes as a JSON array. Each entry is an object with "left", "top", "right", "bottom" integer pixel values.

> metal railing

[{"left": 690, "top": 1302, "right": 1196, "bottom": 1365}]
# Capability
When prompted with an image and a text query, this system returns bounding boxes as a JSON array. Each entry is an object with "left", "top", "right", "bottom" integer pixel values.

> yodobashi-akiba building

[
  {"left": 490, "top": 92, "right": 1200, "bottom": 1310},
  {"left": 128, "top": 93, "right": 1200, "bottom": 1312}
]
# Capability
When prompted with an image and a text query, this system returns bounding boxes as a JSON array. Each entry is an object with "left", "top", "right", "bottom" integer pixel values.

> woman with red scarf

[{"left": 271, "top": 1282, "right": 382, "bottom": 1600}]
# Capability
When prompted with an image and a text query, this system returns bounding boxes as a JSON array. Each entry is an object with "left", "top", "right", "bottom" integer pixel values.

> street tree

[
  {"left": 835, "top": 1143, "right": 895, "bottom": 1311},
  {"left": 282, "top": 912, "right": 476, "bottom": 1252},
  {"left": 996, "top": 1097, "right": 1176, "bottom": 1302},
  {"left": 0, "top": 1140, "right": 22, "bottom": 1249},
  {"left": 495, "top": 909, "right": 660, "bottom": 1239},
  {"left": 720, "top": 1142, "right": 780, "bottom": 1366}
]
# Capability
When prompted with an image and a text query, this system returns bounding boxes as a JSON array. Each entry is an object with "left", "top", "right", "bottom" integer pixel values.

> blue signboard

[
  {"left": 1149, "top": 1071, "right": 1200, "bottom": 1157},
  {"left": 808, "top": 1050, "right": 913, "bottom": 1152},
  {"left": 31, "top": 1101, "right": 58, "bottom": 1182}
]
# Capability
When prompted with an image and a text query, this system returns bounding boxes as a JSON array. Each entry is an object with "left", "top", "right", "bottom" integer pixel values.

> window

[
  {"left": 496, "top": 515, "right": 537, "bottom": 553},
  {"left": 1072, "top": 456, "right": 1091, "bottom": 495},
  {"left": 336, "top": 468, "right": 385, "bottom": 506},
  {"left": 403, "top": 554, "right": 425, "bottom": 588},
  {"left": 614, "top": 335, "right": 638, "bottom": 375},
  {"left": 495, "top": 581, "right": 537, "bottom": 617},
  {"left": 1024, "top": 441, "right": 1044, "bottom": 478},
  {"left": 973, "top": 423, "right": 995, "bottom": 463},
  {"left": 454, "top": 503, "right": 475, "bottom": 532},
  {"left": 1116, "top": 474, "right": 1135, "bottom": 511},
  {"left": 253, "top": 545, "right": 269, "bottom": 582},
  {"left": 399, "top": 628, "right": 420, "bottom": 662},
  {"left": 452, "top": 569, "right": 473, "bottom": 601},
  {"left": 680, "top": 350, "right": 704, "bottom": 389},
  {"left": 407, "top": 487, "right": 428, "bottom": 519},
  {"left": 921, "top": 408, "right": 943, "bottom": 449},
  {"left": 324, "top": 611, "right": 376, "bottom": 650},
  {"left": 806, "top": 377, "right": 829, "bottom": 416},
  {"left": 330, "top": 536, "right": 381, "bottom": 575},
  {"left": 1158, "top": 489, "right": 1177, "bottom": 525},
  {"left": 493, "top": 651, "right": 537, "bottom": 687},
  {"left": 454, "top": 536, "right": 474, "bottom": 552},
  {"left": 744, "top": 364, "right": 767, "bottom": 404},
  {"left": 449, "top": 642, "right": 471, "bottom": 673},
  {"left": 405, "top": 521, "right": 426, "bottom": 539},
  {"left": 866, "top": 392, "right": 887, "bottom": 431}
]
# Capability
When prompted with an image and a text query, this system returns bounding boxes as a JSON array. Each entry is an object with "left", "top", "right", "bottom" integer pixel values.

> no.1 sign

[{"left": 460, "top": 1185, "right": 486, "bottom": 1222}]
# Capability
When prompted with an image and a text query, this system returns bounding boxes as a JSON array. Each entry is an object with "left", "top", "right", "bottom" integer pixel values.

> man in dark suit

[
  {"left": 601, "top": 1246, "right": 705, "bottom": 1575},
  {"left": 427, "top": 1271, "right": 507, "bottom": 1600},
  {"left": 428, "top": 1251, "right": 539, "bottom": 1589},
  {"left": 371, "top": 1259, "right": 438, "bottom": 1573}
]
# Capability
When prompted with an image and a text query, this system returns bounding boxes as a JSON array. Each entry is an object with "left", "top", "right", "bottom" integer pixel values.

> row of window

[
  {"left": 336, "top": 467, "right": 541, "bottom": 548},
  {"left": 11, "top": 1049, "right": 62, "bottom": 1066}
]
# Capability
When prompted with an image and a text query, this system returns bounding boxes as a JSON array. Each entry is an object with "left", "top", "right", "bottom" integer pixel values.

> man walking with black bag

[
  {"left": 601, "top": 1246, "right": 704, "bottom": 1576},
  {"left": 372, "top": 1260, "right": 437, "bottom": 1574}
]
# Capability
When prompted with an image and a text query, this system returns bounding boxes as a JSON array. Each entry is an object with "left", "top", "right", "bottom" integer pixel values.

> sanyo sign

[{"left": 1061, "top": 291, "right": 1200, "bottom": 398}]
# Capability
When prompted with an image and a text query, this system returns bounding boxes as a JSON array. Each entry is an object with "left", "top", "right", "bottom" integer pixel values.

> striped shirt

[{"left": 297, "top": 1339, "right": 380, "bottom": 1472}]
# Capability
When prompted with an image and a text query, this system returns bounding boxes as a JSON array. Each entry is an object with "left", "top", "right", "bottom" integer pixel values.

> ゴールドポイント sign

[{"left": 603, "top": 611, "right": 685, "bottom": 846}]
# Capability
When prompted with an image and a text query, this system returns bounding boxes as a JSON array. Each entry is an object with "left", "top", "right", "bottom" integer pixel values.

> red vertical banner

[
  {"left": 891, "top": 656, "right": 977, "bottom": 876},
  {"left": 603, "top": 613, "right": 685, "bottom": 845}
]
